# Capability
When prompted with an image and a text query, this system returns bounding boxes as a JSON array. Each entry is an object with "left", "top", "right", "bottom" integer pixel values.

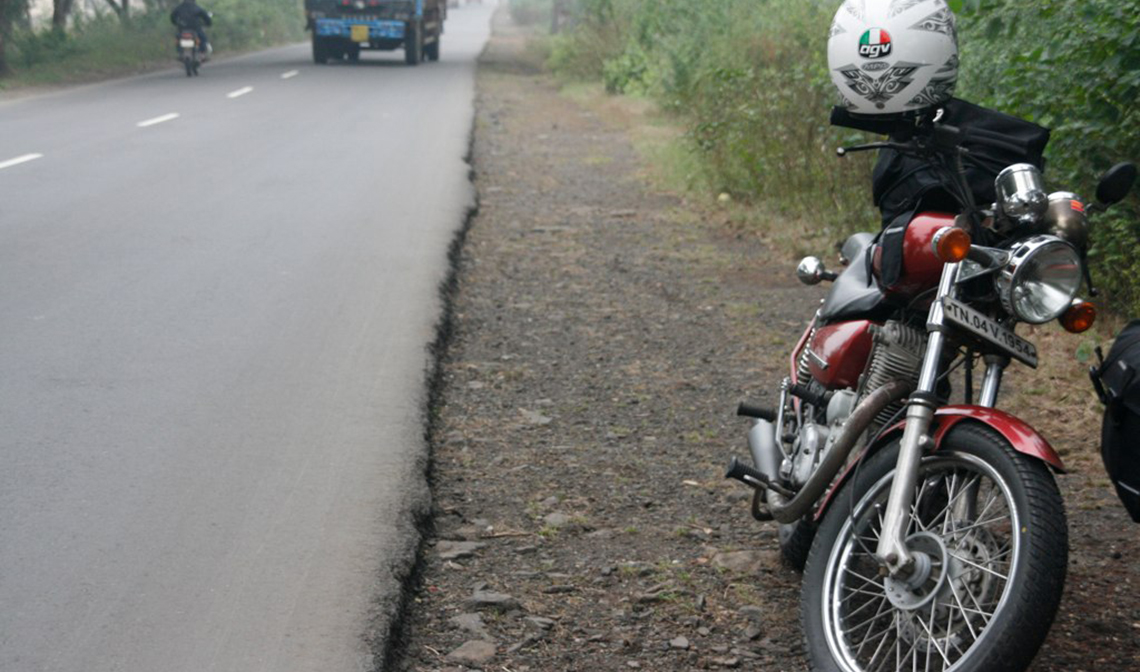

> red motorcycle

[{"left": 725, "top": 101, "right": 1136, "bottom": 672}]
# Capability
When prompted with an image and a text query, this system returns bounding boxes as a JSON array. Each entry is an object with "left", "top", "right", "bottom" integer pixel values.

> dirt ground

[{"left": 396, "top": 10, "right": 1140, "bottom": 672}]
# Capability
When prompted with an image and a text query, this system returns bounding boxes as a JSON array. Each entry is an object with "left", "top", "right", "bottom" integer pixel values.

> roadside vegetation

[
  {"left": 0, "top": 0, "right": 303, "bottom": 87},
  {"left": 516, "top": 0, "right": 1140, "bottom": 316}
]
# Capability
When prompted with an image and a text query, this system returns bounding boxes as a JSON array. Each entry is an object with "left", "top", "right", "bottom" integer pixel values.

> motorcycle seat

[{"left": 819, "top": 234, "right": 893, "bottom": 323}]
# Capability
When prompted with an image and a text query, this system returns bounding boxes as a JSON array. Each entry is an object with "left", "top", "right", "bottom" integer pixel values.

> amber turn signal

[
  {"left": 932, "top": 226, "right": 972, "bottom": 263},
  {"left": 1061, "top": 301, "right": 1097, "bottom": 334}
]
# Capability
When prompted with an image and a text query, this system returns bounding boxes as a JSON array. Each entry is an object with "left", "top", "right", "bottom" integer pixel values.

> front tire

[
  {"left": 404, "top": 21, "right": 423, "bottom": 65},
  {"left": 312, "top": 36, "right": 329, "bottom": 65},
  {"left": 802, "top": 424, "right": 1067, "bottom": 672}
]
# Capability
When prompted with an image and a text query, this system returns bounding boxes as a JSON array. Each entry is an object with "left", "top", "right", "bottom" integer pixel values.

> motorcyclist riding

[{"left": 171, "top": 0, "right": 212, "bottom": 59}]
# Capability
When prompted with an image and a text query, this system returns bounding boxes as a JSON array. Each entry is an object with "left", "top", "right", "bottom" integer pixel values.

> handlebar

[{"left": 836, "top": 141, "right": 911, "bottom": 157}]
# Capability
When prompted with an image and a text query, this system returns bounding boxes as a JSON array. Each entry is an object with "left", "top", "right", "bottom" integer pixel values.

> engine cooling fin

[{"left": 858, "top": 321, "right": 926, "bottom": 435}]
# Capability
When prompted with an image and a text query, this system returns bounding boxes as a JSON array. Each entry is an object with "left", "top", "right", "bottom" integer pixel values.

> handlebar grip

[{"left": 737, "top": 403, "right": 777, "bottom": 422}]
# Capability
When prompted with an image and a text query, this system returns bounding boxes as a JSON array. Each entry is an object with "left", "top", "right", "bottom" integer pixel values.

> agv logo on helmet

[{"left": 859, "top": 29, "right": 892, "bottom": 59}]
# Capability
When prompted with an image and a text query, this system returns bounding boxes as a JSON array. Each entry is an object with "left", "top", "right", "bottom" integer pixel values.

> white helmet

[{"left": 828, "top": 0, "right": 960, "bottom": 115}]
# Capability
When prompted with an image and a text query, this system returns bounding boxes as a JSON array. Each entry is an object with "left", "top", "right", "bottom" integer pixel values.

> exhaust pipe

[{"left": 766, "top": 380, "right": 911, "bottom": 524}]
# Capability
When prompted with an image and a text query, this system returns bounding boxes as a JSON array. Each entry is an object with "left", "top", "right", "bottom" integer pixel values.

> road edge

[{"left": 370, "top": 81, "right": 483, "bottom": 672}]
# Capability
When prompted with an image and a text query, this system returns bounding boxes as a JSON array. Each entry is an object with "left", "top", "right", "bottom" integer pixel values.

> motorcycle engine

[
  {"left": 782, "top": 320, "right": 924, "bottom": 488},
  {"left": 785, "top": 389, "right": 859, "bottom": 488}
]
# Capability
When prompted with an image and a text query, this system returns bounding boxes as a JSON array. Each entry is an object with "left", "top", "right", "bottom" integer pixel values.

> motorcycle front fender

[
  {"left": 926, "top": 406, "right": 1065, "bottom": 472},
  {"left": 815, "top": 405, "right": 1065, "bottom": 522}
]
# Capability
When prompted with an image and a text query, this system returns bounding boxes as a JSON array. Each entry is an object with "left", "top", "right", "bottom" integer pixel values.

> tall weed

[{"left": 549, "top": 0, "right": 878, "bottom": 244}]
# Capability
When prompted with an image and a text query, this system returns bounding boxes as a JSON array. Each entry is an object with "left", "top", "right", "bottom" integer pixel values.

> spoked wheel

[{"left": 803, "top": 424, "right": 1067, "bottom": 672}]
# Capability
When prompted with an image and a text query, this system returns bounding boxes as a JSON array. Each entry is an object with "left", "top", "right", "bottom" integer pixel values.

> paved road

[{"left": 0, "top": 5, "right": 492, "bottom": 671}]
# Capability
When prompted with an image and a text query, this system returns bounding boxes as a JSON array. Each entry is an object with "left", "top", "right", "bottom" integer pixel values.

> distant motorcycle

[
  {"left": 176, "top": 30, "right": 202, "bottom": 77},
  {"left": 724, "top": 100, "right": 1136, "bottom": 672}
]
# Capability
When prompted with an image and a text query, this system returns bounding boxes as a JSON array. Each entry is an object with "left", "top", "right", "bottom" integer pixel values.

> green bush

[
  {"left": 549, "top": 0, "right": 878, "bottom": 243},
  {"left": 956, "top": 0, "right": 1140, "bottom": 312}
]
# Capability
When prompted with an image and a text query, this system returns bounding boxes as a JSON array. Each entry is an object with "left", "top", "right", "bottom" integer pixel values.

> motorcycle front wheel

[{"left": 802, "top": 424, "right": 1067, "bottom": 672}]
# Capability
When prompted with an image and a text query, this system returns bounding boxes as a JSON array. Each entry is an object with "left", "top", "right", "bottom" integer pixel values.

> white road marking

[
  {"left": 227, "top": 86, "right": 254, "bottom": 99},
  {"left": 0, "top": 152, "right": 43, "bottom": 169},
  {"left": 0, "top": 153, "right": 43, "bottom": 171},
  {"left": 281, "top": 70, "right": 299, "bottom": 80},
  {"left": 137, "top": 113, "right": 180, "bottom": 128}
]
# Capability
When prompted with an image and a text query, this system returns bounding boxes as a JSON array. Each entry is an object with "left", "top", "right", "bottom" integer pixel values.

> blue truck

[{"left": 304, "top": 0, "right": 446, "bottom": 66}]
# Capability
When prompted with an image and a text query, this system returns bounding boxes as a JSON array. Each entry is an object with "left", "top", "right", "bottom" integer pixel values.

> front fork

[{"left": 874, "top": 262, "right": 1006, "bottom": 574}]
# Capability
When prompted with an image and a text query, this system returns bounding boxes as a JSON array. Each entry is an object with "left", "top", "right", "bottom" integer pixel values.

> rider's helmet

[{"left": 827, "top": 0, "right": 960, "bottom": 116}]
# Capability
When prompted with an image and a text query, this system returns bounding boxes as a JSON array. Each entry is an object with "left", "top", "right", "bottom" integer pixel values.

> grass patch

[{"left": 1, "top": 1, "right": 304, "bottom": 92}]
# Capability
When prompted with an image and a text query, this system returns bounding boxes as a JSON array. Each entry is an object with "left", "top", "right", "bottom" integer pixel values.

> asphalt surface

[{"left": 0, "top": 5, "right": 491, "bottom": 671}]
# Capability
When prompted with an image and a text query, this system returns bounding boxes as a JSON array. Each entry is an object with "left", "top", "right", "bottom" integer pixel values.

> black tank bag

[
  {"left": 871, "top": 98, "right": 1051, "bottom": 288},
  {"left": 1092, "top": 320, "right": 1140, "bottom": 522}
]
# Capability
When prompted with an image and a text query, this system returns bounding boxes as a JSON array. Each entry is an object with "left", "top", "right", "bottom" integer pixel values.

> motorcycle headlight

[{"left": 995, "top": 235, "right": 1083, "bottom": 324}]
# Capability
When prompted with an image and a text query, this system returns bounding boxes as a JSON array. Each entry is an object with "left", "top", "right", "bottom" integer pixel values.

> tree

[
  {"left": 0, "top": 0, "right": 30, "bottom": 76},
  {"left": 52, "top": 0, "right": 75, "bottom": 32},
  {"left": 103, "top": 0, "right": 129, "bottom": 22}
]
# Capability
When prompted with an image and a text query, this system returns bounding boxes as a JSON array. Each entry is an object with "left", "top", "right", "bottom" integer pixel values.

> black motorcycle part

[
  {"left": 1093, "top": 319, "right": 1140, "bottom": 522},
  {"left": 736, "top": 403, "right": 777, "bottom": 421},
  {"left": 777, "top": 518, "right": 815, "bottom": 572},
  {"left": 788, "top": 383, "right": 831, "bottom": 409},
  {"left": 872, "top": 99, "right": 1051, "bottom": 224},
  {"left": 726, "top": 457, "right": 795, "bottom": 498},
  {"left": 868, "top": 98, "right": 1052, "bottom": 289},
  {"left": 819, "top": 244, "right": 895, "bottom": 323},
  {"left": 725, "top": 456, "right": 771, "bottom": 488}
]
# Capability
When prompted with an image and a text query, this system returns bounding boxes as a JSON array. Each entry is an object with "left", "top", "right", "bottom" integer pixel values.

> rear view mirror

[{"left": 1096, "top": 162, "right": 1137, "bottom": 206}]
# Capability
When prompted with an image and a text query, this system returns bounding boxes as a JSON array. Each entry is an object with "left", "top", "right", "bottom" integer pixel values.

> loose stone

[
  {"left": 437, "top": 540, "right": 486, "bottom": 561},
  {"left": 445, "top": 640, "right": 497, "bottom": 666},
  {"left": 449, "top": 613, "right": 492, "bottom": 640},
  {"left": 467, "top": 590, "right": 520, "bottom": 612}
]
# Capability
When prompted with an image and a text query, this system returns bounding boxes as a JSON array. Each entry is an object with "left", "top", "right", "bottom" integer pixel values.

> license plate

[
  {"left": 180, "top": 39, "right": 196, "bottom": 48},
  {"left": 351, "top": 25, "right": 370, "bottom": 42},
  {"left": 942, "top": 298, "right": 1038, "bottom": 368}
]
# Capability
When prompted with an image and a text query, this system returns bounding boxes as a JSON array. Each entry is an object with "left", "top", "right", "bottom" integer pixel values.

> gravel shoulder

[{"left": 398, "top": 10, "right": 1140, "bottom": 672}]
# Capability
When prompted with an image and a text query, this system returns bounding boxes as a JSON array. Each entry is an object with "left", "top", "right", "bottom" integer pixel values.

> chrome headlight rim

[{"left": 995, "top": 235, "right": 1083, "bottom": 325}]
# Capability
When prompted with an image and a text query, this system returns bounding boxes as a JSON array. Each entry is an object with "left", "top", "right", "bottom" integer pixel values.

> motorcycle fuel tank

[
  {"left": 874, "top": 212, "right": 957, "bottom": 298},
  {"left": 807, "top": 320, "right": 877, "bottom": 390}
]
